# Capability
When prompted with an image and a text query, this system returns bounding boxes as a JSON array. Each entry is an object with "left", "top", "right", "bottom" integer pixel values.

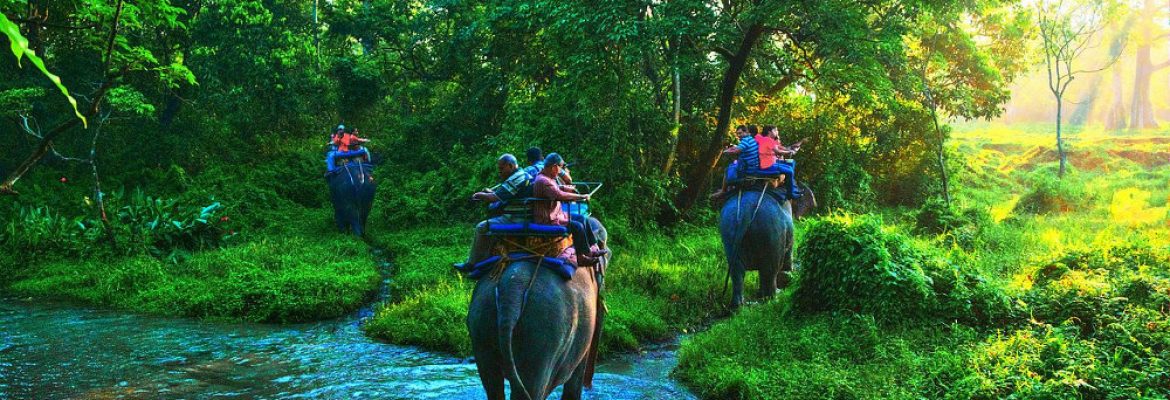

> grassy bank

[
  {"left": 0, "top": 140, "right": 382, "bottom": 323},
  {"left": 362, "top": 223, "right": 739, "bottom": 356},
  {"left": 673, "top": 127, "right": 1170, "bottom": 399}
]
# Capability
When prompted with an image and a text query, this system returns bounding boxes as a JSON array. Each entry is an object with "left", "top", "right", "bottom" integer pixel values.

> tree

[
  {"left": 1128, "top": 0, "right": 1167, "bottom": 130},
  {"left": 1, "top": 1, "right": 193, "bottom": 195},
  {"left": 1036, "top": 0, "right": 1113, "bottom": 178},
  {"left": 908, "top": 3, "right": 1031, "bottom": 205}
]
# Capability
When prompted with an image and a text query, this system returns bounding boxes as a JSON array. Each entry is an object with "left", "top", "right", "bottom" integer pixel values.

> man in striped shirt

[
  {"left": 454, "top": 154, "right": 533, "bottom": 270},
  {"left": 709, "top": 125, "right": 757, "bottom": 200}
]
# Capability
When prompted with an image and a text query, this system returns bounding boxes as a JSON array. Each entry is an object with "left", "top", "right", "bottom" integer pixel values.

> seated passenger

[
  {"left": 325, "top": 124, "right": 345, "bottom": 172},
  {"left": 522, "top": 146, "right": 572, "bottom": 185},
  {"left": 532, "top": 153, "right": 608, "bottom": 266},
  {"left": 710, "top": 125, "right": 757, "bottom": 200},
  {"left": 454, "top": 154, "right": 533, "bottom": 270},
  {"left": 758, "top": 125, "right": 802, "bottom": 199}
]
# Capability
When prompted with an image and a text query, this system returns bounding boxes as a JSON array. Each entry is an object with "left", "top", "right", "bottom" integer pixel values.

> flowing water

[{"left": 0, "top": 259, "right": 696, "bottom": 400}]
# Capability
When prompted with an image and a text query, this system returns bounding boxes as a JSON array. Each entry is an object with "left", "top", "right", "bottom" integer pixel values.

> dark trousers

[
  {"left": 773, "top": 161, "right": 798, "bottom": 196},
  {"left": 567, "top": 220, "right": 593, "bottom": 258}
]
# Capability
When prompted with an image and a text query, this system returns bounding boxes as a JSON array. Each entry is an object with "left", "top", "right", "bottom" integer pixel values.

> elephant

[
  {"left": 326, "top": 161, "right": 376, "bottom": 237},
  {"left": 720, "top": 182, "right": 816, "bottom": 309},
  {"left": 467, "top": 219, "right": 609, "bottom": 400}
]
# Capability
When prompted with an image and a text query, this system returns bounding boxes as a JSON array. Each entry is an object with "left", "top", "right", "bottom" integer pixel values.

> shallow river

[{"left": 0, "top": 294, "right": 696, "bottom": 400}]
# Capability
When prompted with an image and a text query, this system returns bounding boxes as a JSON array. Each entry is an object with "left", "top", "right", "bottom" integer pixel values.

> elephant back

[
  {"left": 719, "top": 188, "right": 794, "bottom": 270},
  {"left": 327, "top": 162, "right": 376, "bottom": 190}
]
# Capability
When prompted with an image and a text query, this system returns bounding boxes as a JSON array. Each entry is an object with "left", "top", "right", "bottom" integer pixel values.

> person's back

[
  {"left": 756, "top": 134, "right": 778, "bottom": 170},
  {"left": 736, "top": 134, "right": 760, "bottom": 170}
]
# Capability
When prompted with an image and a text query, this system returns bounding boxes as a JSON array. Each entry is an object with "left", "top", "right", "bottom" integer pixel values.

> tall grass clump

[
  {"left": 795, "top": 213, "right": 1010, "bottom": 323},
  {"left": 8, "top": 235, "right": 379, "bottom": 322}
]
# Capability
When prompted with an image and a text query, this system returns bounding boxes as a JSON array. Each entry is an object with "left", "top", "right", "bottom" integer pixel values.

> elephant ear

[{"left": 792, "top": 183, "right": 817, "bottom": 220}]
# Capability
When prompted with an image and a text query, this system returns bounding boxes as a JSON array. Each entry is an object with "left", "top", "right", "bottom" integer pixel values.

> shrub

[
  {"left": 795, "top": 214, "right": 936, "bottom": 320},
  {"left": 796, "top": 213, "right": 1010, "bottom": 324},
  {"left": 1016, "top": 171, "right": 1088, "bottom": 214},
  {"left": 115, "top": 190, "right": 236, "bottom": 263}
]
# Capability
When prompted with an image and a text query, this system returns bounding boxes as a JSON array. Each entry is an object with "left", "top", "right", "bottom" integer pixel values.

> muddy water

[{"left": 0, "top": 295, "right": 696, "bottom": 399}]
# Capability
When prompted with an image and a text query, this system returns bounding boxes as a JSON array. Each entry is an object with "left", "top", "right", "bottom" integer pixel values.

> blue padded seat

[
  {"left": 459, "top": 253, "right": 576, "bottom": 280},
  {"left": 745, "top": 167, "right": 783, "bottom": 176},
  {"left": 487, "top": 223, "right": 569, "bottom": 236}
]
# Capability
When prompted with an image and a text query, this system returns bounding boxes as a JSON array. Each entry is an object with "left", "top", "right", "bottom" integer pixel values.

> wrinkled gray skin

[
  {"left": 326, "top": 162, "right": 376, "bottom": 237},
  {"left": 720, "top": 183, "right": 816, "bottom": 309},
  {"left": 467, "top": 219, "right": 609, "bottom": 400}
]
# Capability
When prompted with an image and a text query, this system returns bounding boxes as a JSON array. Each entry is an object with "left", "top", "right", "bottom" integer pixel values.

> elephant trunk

[{"left": 495, "top": 281, "right": 533, "bottom": 400}]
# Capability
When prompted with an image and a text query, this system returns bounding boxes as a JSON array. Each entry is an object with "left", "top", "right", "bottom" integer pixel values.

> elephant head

[
  {"left": 467, "top": 219, "right": 609, "bottom": 400},
  {"left": 326, "top": 162, "right": 376, "bottom": 237}
]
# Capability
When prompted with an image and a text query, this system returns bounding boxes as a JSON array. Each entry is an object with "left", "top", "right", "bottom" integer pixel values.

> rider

[
  {"left": 761, "top": 125, "right": 802, "bottom": 199},
  {"left": 523, "top": 146, "right": 572, "bottom": 184},
  {"left": 709, "top": 125, "right": 757, "bottom": 201},
  {"left": 532, "top": 153, "right": 609, "bottom": 266},
  {"left": 325, "top": 124, "right": 345, "bottom": 172},
  {"left": 454, "top": 154, "right": 533, "bottom": 270}
]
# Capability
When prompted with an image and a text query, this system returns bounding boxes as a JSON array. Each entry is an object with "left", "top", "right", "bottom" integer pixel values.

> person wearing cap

[
  {"left": 454, "top": 154, "right": 533, "bottom": 270},
  {"left": 522, "top": 146, "right": 572, "bottom": 185},
  {"left": 532, "top": 153, "right": 608, "bottom": 266}
]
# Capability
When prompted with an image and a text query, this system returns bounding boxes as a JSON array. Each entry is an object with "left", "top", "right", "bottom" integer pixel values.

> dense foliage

[{"left": 8, "top": 1, "right": 1169, "bottom": 399}]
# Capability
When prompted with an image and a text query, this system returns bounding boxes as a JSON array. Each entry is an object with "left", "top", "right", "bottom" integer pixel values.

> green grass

[
  {"left": 1, "top": 147, "right": 383, "bottom": 323},
  {"left": 7, "top": 234, "right": 380, "bottom": 322},
  {"left": 675, "top": 132, "right": 1170, "bottom": 399},
  {"left": 362, "top": 224, "right": 740, "bottom": 357}
]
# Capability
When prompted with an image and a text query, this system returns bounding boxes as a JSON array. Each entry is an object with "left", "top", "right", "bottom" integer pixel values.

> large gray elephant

[
  {"left": 467, "top": 220, "right": 609, "bottom": 400},
  {"left": 719, "top": 182, "right": 815, "bottom": 308},
  {"left": 326, "top": 161, "right": 376, "bottom": 236}
]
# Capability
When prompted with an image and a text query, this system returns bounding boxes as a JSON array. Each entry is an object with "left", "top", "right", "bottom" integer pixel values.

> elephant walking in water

[
  {"left": 326, "top": 162, "right": 376, "bottom": 237},
  {"left": 467, "top": 221, "right": 609, "bottom": 400},
  {"left": 719, "top": 183, "right": 815, "bottom": 308}
]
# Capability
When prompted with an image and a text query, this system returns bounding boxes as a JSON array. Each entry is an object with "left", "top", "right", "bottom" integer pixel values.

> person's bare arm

[
  {"left": 542, "top": 180, "right": 588, "bottom": 201},
  {"left": 472, "top": 191, "right": 500, "bottom": 203}
]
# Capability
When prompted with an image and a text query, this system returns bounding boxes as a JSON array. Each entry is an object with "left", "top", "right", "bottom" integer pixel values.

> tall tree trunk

[
  {"left": 1130, "top": 0, "right": 1163, "bottom": 130},
  {"left": 1130, "top": 42, "right": 1159, "bottom": 130},
  {"left": 662, "top": 64, "right": 682, "bottom": 174},
  {"left": 1057, "top": 96, "right": 1067, "bottom": 178},
  {"left": 1105, "top": 64, "right": 1127, "bottom": 131},
  {"left": 665, "top": 23, "right": 765, "bottom": 222}
]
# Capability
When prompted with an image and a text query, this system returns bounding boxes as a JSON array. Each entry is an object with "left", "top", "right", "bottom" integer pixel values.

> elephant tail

[{"left": 496, "top": 273, "right": 534, "bottom": 400}]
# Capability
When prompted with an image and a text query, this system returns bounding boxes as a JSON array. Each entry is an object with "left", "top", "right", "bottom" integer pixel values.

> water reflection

[{"left": 0, "top": 297, "right": 695, "bottom": 399}]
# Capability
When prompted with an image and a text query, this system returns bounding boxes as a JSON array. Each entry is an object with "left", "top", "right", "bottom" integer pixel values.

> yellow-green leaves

[{"left": 0, "top": 13, "right": 87, "bottom": 127}]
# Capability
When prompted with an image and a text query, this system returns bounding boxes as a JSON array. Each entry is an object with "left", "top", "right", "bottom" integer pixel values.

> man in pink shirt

[{"left": 533, "top": 153, "right": 609, "bottom": 266}]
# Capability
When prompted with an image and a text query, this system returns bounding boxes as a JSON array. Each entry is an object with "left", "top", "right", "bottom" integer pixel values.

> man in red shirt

[
  {"left": 334, "top": 128, "right": 369, "bottom": 152},
  {"left": 760, "top": 125, "right": 802, "bottom": 199},
  {"left": 532, "top": 153, "right": 608, "bottom": 266}
]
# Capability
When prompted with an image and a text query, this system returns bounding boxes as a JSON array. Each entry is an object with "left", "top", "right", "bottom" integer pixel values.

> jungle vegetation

[{"left": 4, "top": 0, "right": 1170, "bottom": 398}]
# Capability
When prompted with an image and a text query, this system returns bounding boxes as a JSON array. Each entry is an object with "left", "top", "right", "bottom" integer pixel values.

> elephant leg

[
  {"left": 352, "top": 219, "right": 364, "bottom": 237},
  {"left": 333, "top": 207, "right": 347, "bottom": 233},
  {"left": 778, "top": 243, "right": 794, "bottom": 289},
  {"left": 731, "top": 265, "right": 746, "bottom": 309},
  {"left": 474, "top": 357, "right": 506, "bottom": 400},
  {"left": 561, "top": 362, "right": 588, "bottom": 400},
  {"left": 758, "top": 265, "right": 778, "bottom": 299}
]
